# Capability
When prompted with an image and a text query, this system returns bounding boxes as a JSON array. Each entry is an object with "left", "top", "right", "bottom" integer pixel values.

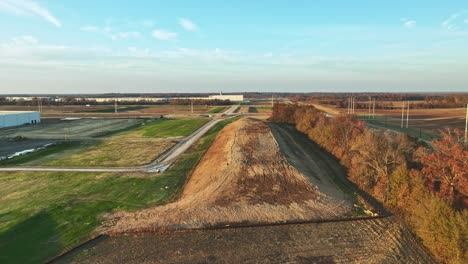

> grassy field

[
  {"left": 0, "top": 117, "right": 238, "bottom": 264},
  {"left": 43, "top": 140, "right": 174, "bottom": 167},
  {"left": 117, "top": 118, "right": 208, "bottom": 138},
  {"left": 208, "top": 107, "right": 226, "bottom": 113},
  {"left": 358, "top": 115, "right": 440, "bottom": 141}
]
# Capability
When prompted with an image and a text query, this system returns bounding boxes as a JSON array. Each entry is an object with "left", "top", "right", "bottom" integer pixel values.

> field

[
  {"left": 0, "top": 104, "right": 227, "bottom": 119},
  {"left": 0, "top": 117, "right": 237, "bottom": 263},
  {"left": 312, "top": 103, "right": 466, "bottom": 141},
  {"left": 0, "top": 118, "right": 208, "bottom": 168},
  {"left": 102, "top": 118, "right": 354, "bottom": 234},
  {"left": 115, "top": 118, "right": 209, "bottom": 139},
  {"left": 42, "top": 140, "right": 174, "bottom": 167}
]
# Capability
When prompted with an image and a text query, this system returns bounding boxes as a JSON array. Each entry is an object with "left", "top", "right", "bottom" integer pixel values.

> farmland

[{"left": 311, "top": 102, "right": 466, "bottom": 141}]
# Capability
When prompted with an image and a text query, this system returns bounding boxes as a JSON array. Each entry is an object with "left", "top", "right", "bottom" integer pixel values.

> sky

[{"left": 0, "top": 0, "right": 468, "bottom": 94}]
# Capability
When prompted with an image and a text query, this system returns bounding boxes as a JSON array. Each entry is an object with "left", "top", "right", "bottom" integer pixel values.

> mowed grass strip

[
  {"left": 44, "top": 140, "right": 174, "bottom": 167},
  {"left": 0, "top": 117, "right": 238, "bottom": 264},
  {"left": 117, "top": 118, "right": 209, "bottom": 138}
]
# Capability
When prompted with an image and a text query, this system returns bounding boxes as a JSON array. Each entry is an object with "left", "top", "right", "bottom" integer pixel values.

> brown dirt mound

[{"left": 102, "top": 118, "right": 352, "bottom": 233}]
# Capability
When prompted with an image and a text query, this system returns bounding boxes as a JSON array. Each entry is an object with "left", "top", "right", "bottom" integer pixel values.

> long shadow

[
  {"left": 268, "top": 122, "right": 390, "bottom": 216},
  {"left": 0, "top": 211, "right": 62, "bottom": 264}
]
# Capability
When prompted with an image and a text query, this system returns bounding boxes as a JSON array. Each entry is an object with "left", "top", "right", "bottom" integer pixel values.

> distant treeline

[
  {"left": 301, "top": 94, "right": 468, "bottom": 109},
  {"left": 271, "top": 103, "right": 467, "bottom": 263},
  {"left": 0, "top": 97, "right": 232, "bottom": 106}
]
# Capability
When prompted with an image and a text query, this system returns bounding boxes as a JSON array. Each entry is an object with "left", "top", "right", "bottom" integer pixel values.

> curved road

[{"left": 0, "top": 105, "right": 240, "bottom": 173}]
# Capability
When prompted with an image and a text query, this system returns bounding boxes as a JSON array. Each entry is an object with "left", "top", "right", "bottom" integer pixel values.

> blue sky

[{"left": 0, "top": 1, "right": 467, "bottom": 94}]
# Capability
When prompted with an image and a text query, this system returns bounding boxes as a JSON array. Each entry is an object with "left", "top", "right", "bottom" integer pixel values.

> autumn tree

[{"left": 416, "top": 129, "right": 468, "bottom": 207}]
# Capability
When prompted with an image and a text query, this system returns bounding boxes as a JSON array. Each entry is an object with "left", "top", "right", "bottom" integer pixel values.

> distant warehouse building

[
  {"left": 208, "top": 94, "right": 244, "bottom": 102},
  {"left": 0, "top": 111, "right": 41, "bottom": 128}
]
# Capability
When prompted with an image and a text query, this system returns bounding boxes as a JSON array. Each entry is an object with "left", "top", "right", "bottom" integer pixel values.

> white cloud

[
  {"left": 179, "top": 18, "right": 198, "bottom": 32},
  {"left": 81, "top": 25, "right": 140, "bottom": 40},
  {"left": 0, "top": 0, "right": 61, "bottom": 27},
  {"left": 401, "top": 18, "right": 416, "bottom": 28},
  {"left": 442, "top": 13, "right": 459, "bottom": 30},
  {"left": 404, "top": 20, "right": 416, "bottom": 28},
  {"left": 152, "top": 29, "right": 177, "bottom": 40},
  {"left": 111, "top": 31, "right": 141, "bottom": 40},
  {"left": 441, "top": 11, "right": 468, "bottom": 31}
]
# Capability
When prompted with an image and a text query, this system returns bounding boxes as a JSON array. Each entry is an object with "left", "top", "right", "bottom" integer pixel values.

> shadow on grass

[{"left": 0, "top": 211, "right": 61, "bottom": 264}]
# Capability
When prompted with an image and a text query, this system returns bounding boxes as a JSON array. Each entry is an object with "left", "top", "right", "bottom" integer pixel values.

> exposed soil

[
  {"left": 58, "top": 217, "right": 436, "bottom": 264},
  {"left": 101, "top": 118, "right": 352, "bottom": 233}
]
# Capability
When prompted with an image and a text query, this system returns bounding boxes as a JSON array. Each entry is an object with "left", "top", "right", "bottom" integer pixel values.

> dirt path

[
  {"left": 269, "top": 123, "right": 352, "bottom": 202},
  {"left": 58, "top": 217, "right": 436, "bottom": 264},
  {"left": 101, "top": 118, "right": 352, "bottom": 234}
]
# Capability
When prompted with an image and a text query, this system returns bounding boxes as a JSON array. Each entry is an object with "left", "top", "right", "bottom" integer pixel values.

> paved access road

[{"left": 0, "top": 105, "right": 240, "bottom": 173}]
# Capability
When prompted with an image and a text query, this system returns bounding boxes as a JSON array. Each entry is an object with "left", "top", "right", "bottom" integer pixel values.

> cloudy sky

[{"left": 0, "top": 0, "right": 467, "bottom": 94}]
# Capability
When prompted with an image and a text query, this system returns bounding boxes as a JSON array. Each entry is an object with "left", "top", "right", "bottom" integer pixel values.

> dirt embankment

[
  {"left": 62, "top": 217, "right": 436, "bottom": 264},
  {"left": 102, "top": 118, "right": 352, "bottom": 233}
]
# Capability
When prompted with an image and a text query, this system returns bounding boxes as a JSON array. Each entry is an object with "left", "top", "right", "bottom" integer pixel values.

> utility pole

[
  {"left": 271, "top": 95, "right": 274, "bottom": 107},
  {"left": 372, "top": 98, "right": 376, "bottom": 119},
  {"left": 406, "top": 101, "right": 410, "bottom": 128},
  {"left": 347, "top": 97, "right": 350, "bottom": 114},
  {"left": 114, "top": 99, "right": 117, "bottom": 113},
  {"left": 191, "top": 100, "right": 194, "bottom": 114},
  {"left": 368, "top": 97, "right": 372, "bottom": 119},
  {"left": 401, "top": 101, "right": 405, "bottom": 129},
  {"left": 465, "top": 103, "right": 468, "bottom": 145}
]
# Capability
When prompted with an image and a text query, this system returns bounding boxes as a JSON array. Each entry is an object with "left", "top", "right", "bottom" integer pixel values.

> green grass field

[
  {"left": 208, "top": 107, "right": 226, "bottom": 113},
  {"left": 117, "top": 118, "right": 209, "bottom": 138},
  {"left": 0, "top": 117, "right": 238, "bottom": 264}
]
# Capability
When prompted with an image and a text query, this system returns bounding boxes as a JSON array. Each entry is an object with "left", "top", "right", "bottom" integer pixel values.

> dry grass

[
  {"left": 45, "top": 140, "right": 174, "bottom": 167},
  {"left": 102, "top": 118, "right": 352, "bottom": 233}
]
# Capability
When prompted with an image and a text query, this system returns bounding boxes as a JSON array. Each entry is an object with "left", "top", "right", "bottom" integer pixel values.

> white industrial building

[
  {"left": 0, "top": 111, "right": 41, "bottom": 128},
  {"left": 208, "top": 94, "right": 244, "bottom": 102}
]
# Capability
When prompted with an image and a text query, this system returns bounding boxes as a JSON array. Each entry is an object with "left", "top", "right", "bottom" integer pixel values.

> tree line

[
  {"left": 0, "top": 97, "right": 232, "bottom": 106},
  {"left": 271, "top": 103, "right": 467, "bottom": 263}
]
